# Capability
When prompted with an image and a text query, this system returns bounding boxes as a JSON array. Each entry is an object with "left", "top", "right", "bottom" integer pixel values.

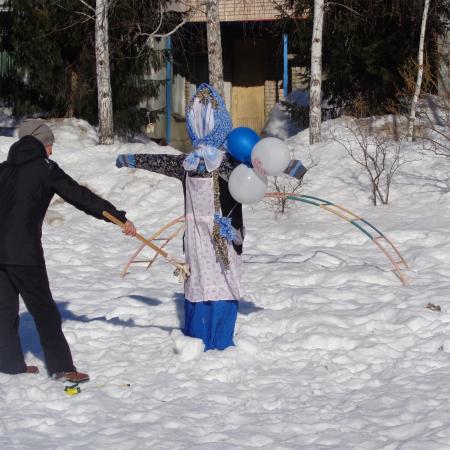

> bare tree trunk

[
  {"left": 95, "top": 0, "right": 114, "bottom": 144},
  {"left": 66, "top": 67, "right": 79, "bottom": 118},
  {"left": 206, "top": 0, "right": 224, "bottom": 97},
  {"left": 408, "top": 0, "right": 430, "bottom": 142},
  {"left": 309, "top": 0, "right": 324, "bottom": 145},
  {"left": 438, "top": 21, "right": 449, "bottom": 97}
]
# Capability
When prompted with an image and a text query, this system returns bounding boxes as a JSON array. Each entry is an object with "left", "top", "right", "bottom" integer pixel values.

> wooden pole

[
  {"left": 121, "top": 216, "right": 184, "bottom": 278},
  {"left": 102, "top": 211, "right": 190, "bottom": 280}
]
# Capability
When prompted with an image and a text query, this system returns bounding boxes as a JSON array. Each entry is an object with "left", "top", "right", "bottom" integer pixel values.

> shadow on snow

[{"left": 19, "top": 293, "right": 263, "bottom": 365}]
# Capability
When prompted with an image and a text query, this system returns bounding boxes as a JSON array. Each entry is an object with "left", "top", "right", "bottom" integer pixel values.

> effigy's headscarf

[
  {"left": 184, "top": 83, "right": 232, "bottom": 172},
  {"left": 184, "top": 83, "right": 233, "bottom": 269}
]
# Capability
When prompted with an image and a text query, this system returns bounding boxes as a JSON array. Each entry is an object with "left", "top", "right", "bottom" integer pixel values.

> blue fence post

[
  {"left": 283, "top": 33, "right": 288, "bottom": 98},
  {"left": 165, "top": 36, "right": 172, "bottom": 145}
]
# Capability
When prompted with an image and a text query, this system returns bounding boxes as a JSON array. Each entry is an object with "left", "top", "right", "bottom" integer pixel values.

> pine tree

[
  {"left": 9, "top": 0, "right": 94, "bottom": 118},
  {"left": 6, "top": 0, "right": 169, "bottom": 134},
  {"left": 282, "top": 0, "right": 450, "bottom": 115}
]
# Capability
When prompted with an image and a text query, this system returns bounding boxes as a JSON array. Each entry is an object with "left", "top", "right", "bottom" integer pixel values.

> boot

[
  {"left": 25, "top": 366, "right": 39, "bottom": 374},
  {"left": 53, "top": 370, "right": 90, "bottom": 383}
]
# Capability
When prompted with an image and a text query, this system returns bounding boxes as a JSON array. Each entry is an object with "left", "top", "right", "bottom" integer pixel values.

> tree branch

[
  {"left": 324, "top": 2, "right": 362, "bottom": 16},
  {"left": 78, "top": 0, "right": 95, "bottom": 13},
  {"left": 153, "top": 18, "right": 188, "bottom": 38}
]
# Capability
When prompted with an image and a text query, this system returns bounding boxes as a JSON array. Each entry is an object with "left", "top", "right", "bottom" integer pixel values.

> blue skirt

[{"left": 183, "top": 299, "right": 238, "bottom": 351}]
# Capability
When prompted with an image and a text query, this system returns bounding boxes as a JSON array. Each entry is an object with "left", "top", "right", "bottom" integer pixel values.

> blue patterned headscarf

[{"left": 186, "top": 83, "right": 232, "bottom": 149}]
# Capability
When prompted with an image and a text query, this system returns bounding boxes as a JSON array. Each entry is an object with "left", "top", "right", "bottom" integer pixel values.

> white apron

[{"left": 184, "top": 175, "right": 241, "bottom": 302}]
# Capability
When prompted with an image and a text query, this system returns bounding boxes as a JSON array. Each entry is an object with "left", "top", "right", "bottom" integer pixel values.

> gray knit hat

[{"left": 18, "top": 119, "right": 55, "bottom": 146}]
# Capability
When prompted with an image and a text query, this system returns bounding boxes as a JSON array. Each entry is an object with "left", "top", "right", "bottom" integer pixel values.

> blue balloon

[{"left": 226, "top": 127, "right": 260, "bottom": 164}]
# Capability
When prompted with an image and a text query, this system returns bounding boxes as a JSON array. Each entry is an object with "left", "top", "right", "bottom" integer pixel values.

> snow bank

[
  {"left": 263, "top": 89, "right": 309, "bottom": 139},
  {"left": 1, "top": 117, "right": 450, "bottom": 449}
]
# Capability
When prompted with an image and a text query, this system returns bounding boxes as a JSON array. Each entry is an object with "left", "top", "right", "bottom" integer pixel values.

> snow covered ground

[{"left": 1, "top": 116, "right": 450, "bottom": 450}]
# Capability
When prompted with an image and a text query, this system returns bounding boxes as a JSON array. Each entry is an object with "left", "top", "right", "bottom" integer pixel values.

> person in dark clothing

[{"left": 0, "top": 119, "right": 136, "bottom": 382}]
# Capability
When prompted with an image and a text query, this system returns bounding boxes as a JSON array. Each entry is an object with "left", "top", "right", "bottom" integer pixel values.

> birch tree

[
  {"left": 309, "top": 0, "right": 324, "bottom": 145},
  {"left": 408, "top": 0, "right": 431, "bottom": 142},
  {"left": 95, "top": 0, "right": 114, "bottom": 144},
  {"left": 205, "top": 0, "right": 224, "bottom": 97},
  {"left": 438, "top": 19, "right": 449, "bottom": 97}
]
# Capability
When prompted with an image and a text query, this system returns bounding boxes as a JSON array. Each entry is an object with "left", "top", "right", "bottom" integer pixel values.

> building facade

[{"left": 149, "top": 0, "right": 305, "bottom": 150}]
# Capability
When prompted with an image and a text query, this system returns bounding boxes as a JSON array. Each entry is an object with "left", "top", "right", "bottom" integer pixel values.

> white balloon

[
  {"left": 228, "top": 163, "right": 268, "bottom": 204},
  {"left": 251, "top": 137, "right": 290, "bottom": 176}
]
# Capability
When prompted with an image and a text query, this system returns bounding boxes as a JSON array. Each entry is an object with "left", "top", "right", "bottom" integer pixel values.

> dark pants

[{"left": 0, "top": 264, "right": 74, "bottom": 375}]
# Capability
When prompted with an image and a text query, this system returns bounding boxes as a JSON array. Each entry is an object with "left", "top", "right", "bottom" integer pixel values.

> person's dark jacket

[{"left": 0, "top": 136, "right": 127, "bottom": 266}]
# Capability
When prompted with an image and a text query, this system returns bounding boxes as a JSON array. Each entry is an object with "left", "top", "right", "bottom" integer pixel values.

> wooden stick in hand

[{"left": 102, "top": 211, "right": 190, "bottom": 280}]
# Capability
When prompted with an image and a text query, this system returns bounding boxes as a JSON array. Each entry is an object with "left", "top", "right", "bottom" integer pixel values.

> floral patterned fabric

[
  {"left": 133, "top": 153, "right": 237, "bottom": 180},
  {"left": 184, "top": 175, "right": 241, "bottom": 302},
  {"left": 186, "top": 83, "right": 232, "bottom": 149}
]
